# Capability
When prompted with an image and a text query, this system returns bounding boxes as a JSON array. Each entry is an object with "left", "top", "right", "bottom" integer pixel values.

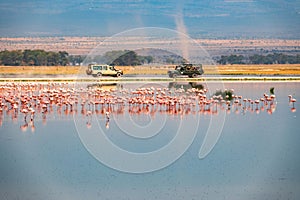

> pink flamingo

[{"left": 291, "top": 98, "right": 296, "bottom": 107}]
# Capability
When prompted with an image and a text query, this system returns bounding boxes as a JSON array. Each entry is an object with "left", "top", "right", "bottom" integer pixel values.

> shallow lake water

[{"left": 0, "top": 81, "right": 299, "bottom": 200}]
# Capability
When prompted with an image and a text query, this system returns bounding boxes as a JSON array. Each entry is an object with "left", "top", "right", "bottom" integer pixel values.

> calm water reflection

[{"left": 0, "top": 82, "right": 299, "bottom": 199}]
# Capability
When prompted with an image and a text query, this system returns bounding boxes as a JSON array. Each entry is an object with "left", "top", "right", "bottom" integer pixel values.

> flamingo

[
  {"left": 291, "top": 98, "right": 297, "bottom": 107},
  {"left": 105, "top": 111, "right": 110, "bottom": 120}
]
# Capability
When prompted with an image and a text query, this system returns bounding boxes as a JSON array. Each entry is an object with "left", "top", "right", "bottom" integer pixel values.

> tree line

[
  {"left": 0, "top": 50, "right": 69, "bottom": 66},
  {"left": 84, "top": 50, "right": 154, "bottom": 66},
  {"left": 1, "top": 50, "right": 300, "bottom": 66},
  {"left": 217, "top": 53, "right": 300, "bottom": 65},
  {"left": 110, "top": 50, "right": 153, "bottom": 66},
  {"left": 0, "top": 50, "right": 152, "bottom": 66}
]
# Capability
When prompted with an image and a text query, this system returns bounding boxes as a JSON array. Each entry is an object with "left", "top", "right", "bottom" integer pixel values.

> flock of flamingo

[{"left": 0, "top": 82, "right": 297, "bottom": 132}]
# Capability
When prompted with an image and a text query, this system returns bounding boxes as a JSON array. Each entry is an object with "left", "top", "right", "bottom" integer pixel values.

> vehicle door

[
  {"left": 101, "top": 65, "right": 109, "bottom": 75},
  {"left": 108, "top": 66, "right": 117, "bottom": 75}
]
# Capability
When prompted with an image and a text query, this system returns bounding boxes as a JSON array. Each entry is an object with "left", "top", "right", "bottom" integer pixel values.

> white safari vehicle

[{"left": 86, "top": 64, "right": 123, "bottom": 77}]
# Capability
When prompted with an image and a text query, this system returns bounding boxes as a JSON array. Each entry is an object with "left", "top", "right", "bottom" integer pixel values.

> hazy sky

[{"left": 0, "top": 0, "right": 299, "bottom": 38}]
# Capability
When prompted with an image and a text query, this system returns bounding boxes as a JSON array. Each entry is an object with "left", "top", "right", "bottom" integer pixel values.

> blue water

[{"left": 0, "top": 82, "right": 299, "bottom": 200}]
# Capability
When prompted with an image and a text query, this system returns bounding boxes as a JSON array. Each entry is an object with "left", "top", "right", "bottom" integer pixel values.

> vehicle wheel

[
  {"left": 116, "top": 72, "right": 122, "bottom": 78},
  {"left": 97, "top": 72, "right": 102, "bottom": 77},
  {"left": 92, "top": 74, "right": 97, "bottom": 77},
  {"left": 172, "top": 74, "right": 178, "bottom": 78},
  {"left": 192, "top": 73, "right": 197, "bottom": 78}
]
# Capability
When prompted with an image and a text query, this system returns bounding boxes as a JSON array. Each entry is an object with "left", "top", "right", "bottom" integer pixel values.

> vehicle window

[
  {"left": 94, "top": 66, "right": 102, "bottom": 70},
  {"left": 186, "top": 64, "right": 192, "bottom": 70},
  {"left": 102, "top": 66, "right": 107, "bottom": 70}
]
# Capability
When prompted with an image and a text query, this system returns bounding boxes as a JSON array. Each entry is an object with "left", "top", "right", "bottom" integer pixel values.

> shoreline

[{"left": 1, "top": 75, "right": 300, "bottom": 83}]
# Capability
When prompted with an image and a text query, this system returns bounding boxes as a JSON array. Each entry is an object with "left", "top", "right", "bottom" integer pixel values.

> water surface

[{"left": 0, "top": 81, "right": 299, "bottom": 200}]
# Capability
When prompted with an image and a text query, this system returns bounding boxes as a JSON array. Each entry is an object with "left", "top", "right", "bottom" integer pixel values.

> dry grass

[
  {"left": 117, "top": 66, "right": 172, "bottom": 75},
  {"left": 0, "top": 66, "right": 80, "bottom": 75},
  {"left": 0, "top": 64, "right": 299, "bottom": 76},
  {"left": 205, "top": 64, "right": 300, "bottom": 75},
  {"left": 0, "top": 65, "right": 172, "bottom": 76}
]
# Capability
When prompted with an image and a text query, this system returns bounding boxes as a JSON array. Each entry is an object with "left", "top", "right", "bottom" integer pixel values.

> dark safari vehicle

[{"left": 168, "top": 63, "right": 204, "bottom": 78}]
